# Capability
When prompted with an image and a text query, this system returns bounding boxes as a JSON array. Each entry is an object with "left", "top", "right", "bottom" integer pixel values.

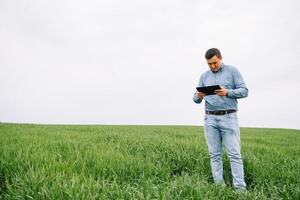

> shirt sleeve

[
  {"left": 193, "top": 75, "right": 204, "bottom": 104},
  {"left": 226, "top": 68, "right": 248, "bottom": 99}
]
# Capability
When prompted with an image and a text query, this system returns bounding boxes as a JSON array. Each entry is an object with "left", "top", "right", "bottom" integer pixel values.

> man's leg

[
  {"left": 204, "top": 114, "right": 224, "bottom": 185},
  {"left": 220, "top": 113, "right": 246, "bottom": 190}
]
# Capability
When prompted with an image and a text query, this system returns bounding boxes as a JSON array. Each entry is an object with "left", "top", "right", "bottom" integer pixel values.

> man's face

[{"left": 206, "top": 55, "right": 222, "bottom": 72}]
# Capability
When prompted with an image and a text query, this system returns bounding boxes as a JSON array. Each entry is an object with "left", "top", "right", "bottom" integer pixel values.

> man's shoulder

[
  {"left": 223, "top": 64, "right": 240, "bottom": 73},
  {"left": 223, "top": 64, "right": 237, "bottom": 70},
  {"left": 200, "top": 70, "right": 211, "bottom": 79},
  {"left": 201, "top": 68, "right": 213, "bottom": 76}
]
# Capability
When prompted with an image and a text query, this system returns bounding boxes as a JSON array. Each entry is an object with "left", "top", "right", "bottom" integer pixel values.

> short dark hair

[{"left": 205, "top": 48, "right": 222, "bottom": 59}]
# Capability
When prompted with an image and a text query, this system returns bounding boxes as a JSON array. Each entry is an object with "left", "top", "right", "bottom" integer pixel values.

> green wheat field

[{"left": 0, "top": 123, "right": 299, "bottom": 199}]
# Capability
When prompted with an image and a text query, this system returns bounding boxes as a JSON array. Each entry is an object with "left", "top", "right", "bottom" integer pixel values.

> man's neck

[{"left": 212, "top": 63, "right": 224, "bottom": 73}]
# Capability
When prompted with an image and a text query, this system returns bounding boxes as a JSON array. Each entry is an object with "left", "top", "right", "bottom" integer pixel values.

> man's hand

[
  {"left": 215, "top": 86, "right": 228, "bottom": 96},
  {"left": 195, "top": 91, "right": 206, "bottom": 99}
]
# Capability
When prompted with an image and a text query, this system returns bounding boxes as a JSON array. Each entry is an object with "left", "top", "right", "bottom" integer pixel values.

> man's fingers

[
  {"left": 215, "top": 86, "right": 225, "bottom": 92},
  {"left": 196, "top": 92, "right": 205, "bottom": 98},
  {"left": 214, "top": 90, "right": 222, "bottom": 93},
  {"left": 214, "top": 89, "right": 223, "bottom": 92}
]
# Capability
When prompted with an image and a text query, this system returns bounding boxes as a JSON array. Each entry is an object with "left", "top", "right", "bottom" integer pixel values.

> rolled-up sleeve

[
  {"left": 193, "top": 92, "right": 203, "bottom": 104},
  {"left": 193, "top": 75, "right": 204, "bottom": 104}
]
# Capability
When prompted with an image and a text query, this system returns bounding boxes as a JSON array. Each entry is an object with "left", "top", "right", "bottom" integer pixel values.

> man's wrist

[{"left": 226, "top": 89, "right": 232, "bottom": 97}]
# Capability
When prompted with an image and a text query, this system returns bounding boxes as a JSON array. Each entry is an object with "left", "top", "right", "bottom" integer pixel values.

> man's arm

[
  {"left": 193, "top": 75, "right": 206, "bottom": 104},
  {"left": 193, "top": 91, "right": 205, "bottom": 103},
  {"left": 226, "top": 68, "right": 248, "bottom": 99}
]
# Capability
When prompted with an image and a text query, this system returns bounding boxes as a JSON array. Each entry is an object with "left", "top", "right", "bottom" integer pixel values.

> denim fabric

[{"left": 204, "top": 112, "right": 246, "bottom": 189}]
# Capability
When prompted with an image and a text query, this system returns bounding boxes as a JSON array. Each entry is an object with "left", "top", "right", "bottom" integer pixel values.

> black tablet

[{"left": 196, "top": 85, "right": 221, "bottom": 95}]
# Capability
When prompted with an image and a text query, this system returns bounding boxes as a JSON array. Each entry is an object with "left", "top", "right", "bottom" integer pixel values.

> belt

[{"left": 205, "top": 109, "right": 236, "bottom": 115}]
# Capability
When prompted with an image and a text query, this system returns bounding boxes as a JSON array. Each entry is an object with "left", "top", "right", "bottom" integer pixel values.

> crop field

[{"left": 0, "top": 123, "right": 299, "bottom": 199}]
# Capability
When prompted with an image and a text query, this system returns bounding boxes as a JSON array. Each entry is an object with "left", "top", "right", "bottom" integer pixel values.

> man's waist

[{"left": 205, "top": 109, "right": 237, "bottom": 115}]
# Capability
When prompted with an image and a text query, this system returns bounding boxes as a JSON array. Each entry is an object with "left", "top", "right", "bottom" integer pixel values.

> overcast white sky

[{"left": 1, "top": 0, "right": 299, "bottom": 129}]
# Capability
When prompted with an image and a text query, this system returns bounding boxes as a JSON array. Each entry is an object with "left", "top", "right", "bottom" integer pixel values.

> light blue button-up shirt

[{"left": 193, "top": 63, "right": 248, "bottom": 111}]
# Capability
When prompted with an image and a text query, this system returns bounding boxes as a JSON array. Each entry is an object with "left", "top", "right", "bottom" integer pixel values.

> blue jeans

[{"left": 204, "top": 112, "right": 246, "bottom": 189}]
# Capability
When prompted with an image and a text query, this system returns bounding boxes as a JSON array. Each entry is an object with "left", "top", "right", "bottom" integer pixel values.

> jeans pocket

[{"left": 227, "top": 113, "right": 238, "bottom": 119}]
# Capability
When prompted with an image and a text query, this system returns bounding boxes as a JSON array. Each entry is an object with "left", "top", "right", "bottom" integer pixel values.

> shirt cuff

[{"left": 227, "top": 89, "right": 234, "bottom": 98}]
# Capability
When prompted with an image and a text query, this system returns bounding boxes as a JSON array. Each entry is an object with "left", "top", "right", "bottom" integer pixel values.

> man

[{"left": 193, "top": 48, "right": 248, "bottom": 191}]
